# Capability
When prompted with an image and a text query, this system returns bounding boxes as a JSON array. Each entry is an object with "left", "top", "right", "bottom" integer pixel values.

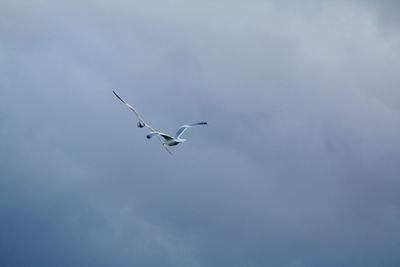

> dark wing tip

[{"left": 112, "top": 90, "right": 125, "bottom": 104}]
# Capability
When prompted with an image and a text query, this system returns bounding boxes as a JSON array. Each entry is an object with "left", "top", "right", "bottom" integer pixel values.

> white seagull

[{"left": 113, "top": 91, "right": 207, "bottom": 154}]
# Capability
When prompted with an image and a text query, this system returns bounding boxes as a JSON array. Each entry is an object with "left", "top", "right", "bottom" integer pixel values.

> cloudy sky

[{"left": 1, "top": 0, "right": 400, "bottom": 266}]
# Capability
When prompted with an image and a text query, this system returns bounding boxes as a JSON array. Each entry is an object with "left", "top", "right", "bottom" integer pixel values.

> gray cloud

[{"left": 1, "top": 0, "right": 400, "bottom": 266}]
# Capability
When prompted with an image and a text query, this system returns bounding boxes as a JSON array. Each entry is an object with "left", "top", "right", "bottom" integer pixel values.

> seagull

[{"left": 113, "top": 91, "right": 207, "bottom": 154}]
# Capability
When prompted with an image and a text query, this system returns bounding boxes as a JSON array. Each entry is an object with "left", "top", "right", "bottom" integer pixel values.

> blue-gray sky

[{"left": 1, "top": 1, "right": 400, "bottom": 266}]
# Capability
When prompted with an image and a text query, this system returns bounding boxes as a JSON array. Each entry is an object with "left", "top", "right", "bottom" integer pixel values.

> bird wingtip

[{"left": 112, "top": 90, "right": 125, "bottom": 103}]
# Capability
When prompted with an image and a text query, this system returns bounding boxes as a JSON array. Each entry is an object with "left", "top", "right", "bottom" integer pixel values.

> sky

[{"left": 1, "top": 0, "right": 400, "bottom": 266}]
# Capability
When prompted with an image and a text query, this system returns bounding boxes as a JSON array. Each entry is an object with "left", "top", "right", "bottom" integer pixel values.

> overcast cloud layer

[{"left": 1, "top": 1, "right": 400, "bottom": 266}]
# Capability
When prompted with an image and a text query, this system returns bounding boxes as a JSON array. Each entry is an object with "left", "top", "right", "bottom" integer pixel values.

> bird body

[
  {"left": 113, "top": 91, "right": 207, "bottom": 154},
  {"left": 146, "top": 122, "right": 208, "bottom": 146},
  {"left": 146, "top": 132, "right": 184, "bottom": 146}
]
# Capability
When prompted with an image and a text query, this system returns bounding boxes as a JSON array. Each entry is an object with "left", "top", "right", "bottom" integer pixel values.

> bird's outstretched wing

[
  {"left": 175, "top": 122, "right": 208, "bottom": 139},
  {"left": 113, "top": 90, "right": 172, "bottom": 155},
  {"left": 112, "top": 90, "right": 156, "bottom": 132}
]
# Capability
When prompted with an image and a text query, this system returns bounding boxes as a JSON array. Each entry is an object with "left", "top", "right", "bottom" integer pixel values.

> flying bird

[{"left": 113, "top": 91, "right": 207, "bottom": 154}]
